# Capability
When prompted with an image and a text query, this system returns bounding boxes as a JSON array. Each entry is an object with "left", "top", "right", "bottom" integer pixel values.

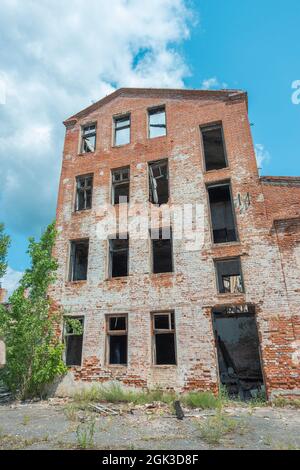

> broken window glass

[
  {"left": 152, "top": 228, "right": 173, "bottom": 273},
  {"left": 149, "top": 107, "right": 166, "bottom": 138},
  {"left": 149, "top": 160, "right": 169, "bottom": 205},
  {"left": 153, "top": 312, "right": 176, "bottom": 365},
  {"left": 75, "top": 174, "right": 93, "bottom": 211},
  {"left": 69, "top": 240, "right": 89, "bottom": 281},
  {"left": 114, "top": 115, "right": 130, "bottom": 146},
  {"left": 64, "top": 317, "right": 84, "bottom": 366},
  {"left": 107, "top": 315, "right": 127, "bottom": 365},
  {"left": 201, "top": 125, "right": 227, "bottom": 171},
  {"left": 207, "top": 183, "right": 238, "bottom": 244},
  {"left": 215, "top": 258, "right": 244, "bottom": 294},
  {"left": 81, "top": 124, "right": 96, "bottom": 153},
  {"left": 112, "top": 167, "right": 130, "bottom": 204},
  {"left": 109, "top": 237, "right": 129, "bottom": 278}
]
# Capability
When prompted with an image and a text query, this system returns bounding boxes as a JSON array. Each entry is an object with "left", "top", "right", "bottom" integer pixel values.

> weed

[
  {"left": 273, "top": 397, "right": 300, "bottom": 409},
  {"left": 76, "top": 419, "right": 96, "bottom": 449},
  {"left": 182, "top": 391, "right": 221, "bottom": 409},
  {"left": 199, "top": 412, "right": 240, "bottom": 445},
  {"left": 22, "top": 414, "right": 30, "bottom": 426}
]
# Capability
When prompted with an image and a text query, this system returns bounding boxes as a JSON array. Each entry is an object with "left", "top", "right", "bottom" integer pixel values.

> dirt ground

[{"left": 0, "top": 400, "right": 299, "bottom": 450}]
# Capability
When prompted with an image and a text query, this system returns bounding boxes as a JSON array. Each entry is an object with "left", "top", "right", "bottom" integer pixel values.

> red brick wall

[{"left": 51, "top": 89, "right": 300, "bottom": 399}]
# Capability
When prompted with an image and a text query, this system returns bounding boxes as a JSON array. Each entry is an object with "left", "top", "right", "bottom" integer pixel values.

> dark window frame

[
  {"left": 151, "top": 227, "right": 173, "bottom": 274},
  {"left": 207, "top": 181, "right": 239, "bottom": 245},
  {"left": 148, "top": 106, "right": 167, "bottom": 139},
  {"left": 114, "top": 114, "right": 131, "bottom": 146},
  {"left": 63, "top": 316, "right": 84, "bottom": 367},
  {"left": 106, "top": 314, "right": 128, "bottom": 366},
  {"left": 111, "top": 167, "right": 130, "bottom": 205},
  {"left": 200, "top": 123, "right": 228, "bottom": 172},
  {"left": 108, "top": 235, "right": 129, "bottom": 278},
  {"left": 80, "top": 123, "right": 97, "bottom": 154},
  {"left": 69, "top": 239, "right": 89, "bottom": 282},
  {"left": 214, "top": 257, "right": 245, "bottom": 294},
  {"left": 75, "top": 174, "right": 93, "bottom": 211},
  {"left": 152, "top": 311, "right": 177, "bottom": 366},
  {"left": 148, "top": 159, "right": 169, "bottom": 205}
]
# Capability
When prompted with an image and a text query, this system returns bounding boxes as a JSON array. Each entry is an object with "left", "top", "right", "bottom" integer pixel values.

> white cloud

[
  {"left": 1, "top": 266, "right": 23, "bottom": 298},
  {"left": 255, "top": 144, "right": 271, "bottom": 169},
  {"left": 201, "top": 77, "right": 228, "bottom": 90},
  {"left": 0, "top": 0, "right": 194, "bottom": 238}
]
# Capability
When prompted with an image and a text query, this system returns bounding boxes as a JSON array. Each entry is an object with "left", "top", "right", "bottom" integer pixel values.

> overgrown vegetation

[
  {"left": 76, "top": 419, "right": 96, "bottom": 449},
  {"left": 0, "top": 222, "right": 67, "bottom": 399},
  {"left": 73, "top": 383, "right": 176, "bottom": 406},
  {"left": 0, "top": 223, "right": 10, "bottom": 280},
  {"left": 199, "top": 412, "right": 241, "bottom": 445},
  {"left": 273, "top": 397, "right": 300, "bottom": 409},
  {"left": 181, "top": 391, "right": 221, "bottom": 409}
]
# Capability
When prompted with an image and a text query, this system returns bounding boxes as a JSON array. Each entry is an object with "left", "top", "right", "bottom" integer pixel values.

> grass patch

[
  {"left": 199, "top": 412, "right": 239, "bottom": 445},
  {"left": 73, "top": 383, "right": 176, "bottom": 406},
  {"left": 76, "top": 419, "right": 96, "bottom": 449},
  {"left": 182, "top": 391, "right": 221, "bottom": 410},
  {"left": 273, "top": 397, "right": 300, "bottom": 409}
]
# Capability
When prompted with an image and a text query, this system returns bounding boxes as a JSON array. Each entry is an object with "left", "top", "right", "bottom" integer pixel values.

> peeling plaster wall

[{"left": 51, "top": 90, "right": 300, "bottom": 398}]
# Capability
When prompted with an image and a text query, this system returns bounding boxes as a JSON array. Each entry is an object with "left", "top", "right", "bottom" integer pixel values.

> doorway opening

[{"left": 212, "top": 305, "right": 265, "bottom": 400}]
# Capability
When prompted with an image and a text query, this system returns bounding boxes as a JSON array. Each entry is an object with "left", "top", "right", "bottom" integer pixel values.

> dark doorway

[{"left": 212, "top": 305, "right": 265, "bottom": 400}]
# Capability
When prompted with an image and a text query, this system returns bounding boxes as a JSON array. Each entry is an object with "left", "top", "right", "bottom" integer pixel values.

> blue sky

[{"left": 0, "top": 0, "right": 299, "bottom": 293}]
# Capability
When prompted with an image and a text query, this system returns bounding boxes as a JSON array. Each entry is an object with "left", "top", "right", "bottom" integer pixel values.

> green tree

[
  {"left": 0, "top": 223, "right": 10, "bottom": 279},
  {"left": 0, "top": 221, "right": 67, "bottom": 398}
]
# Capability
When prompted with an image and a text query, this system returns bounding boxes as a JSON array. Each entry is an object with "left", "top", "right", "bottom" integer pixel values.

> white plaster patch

[{"left": 173, "top": 154, "right": 190, "bottom": 161}]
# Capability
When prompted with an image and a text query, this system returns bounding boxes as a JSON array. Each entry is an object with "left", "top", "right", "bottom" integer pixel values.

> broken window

[
  {"left": 112, "top": 167, "right": 130, "bottom": 205},
  {"left": 64, "top": 317, "right": 84, "bottom": 366},
  {"left": 152, "top": 312, "right": 176, "bottom": 365},
  {"left": 149, "top": 160, "right": 169, "bottom": 205},
  {"left": 152, "top": 228, "right": 173, "bottom": 273},
  {"left": 69, "top": 240, "right": 89, "bottom": 281},
  {"left": 75, "top": 174, "right": 93, "bottom": 211},
  {"left": 212, "top": 306, "right": 264, "bottom": 400},
  {"left": 201, "top": 125, "right": 227, "bottom": 171},
  {"left": 207, "top": 183, "right": 238, "bottom": 244},
  {"left": 109, "top": 236, "right": 129, "bottom": 278},
  {"left": 215, "top": 258, "right": 244, "bottom": 294},
  {"left": 114, "top": 115, "right": 130, "bottom": 146},
  {"left": 148, "top": 106, "right": 166, "bottom": 138},
  {"left": 106, "top": 315, "right": 127, "bottom": 365},
  {"left": 81, "top": 124, "right": 96, "bottom": 153}
]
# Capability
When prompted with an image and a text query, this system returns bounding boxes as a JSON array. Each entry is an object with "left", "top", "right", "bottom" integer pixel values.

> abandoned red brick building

[{"left": 52, "top": 88, "right": 300, "bottom": 400}]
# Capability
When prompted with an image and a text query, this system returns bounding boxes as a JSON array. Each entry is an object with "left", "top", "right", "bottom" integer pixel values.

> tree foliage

[
  {"left": 0, "top": 221, "right": 67, "bottom": 398},
  {"left": 0, "top": 223, "right": 10, "bottom": 280}
]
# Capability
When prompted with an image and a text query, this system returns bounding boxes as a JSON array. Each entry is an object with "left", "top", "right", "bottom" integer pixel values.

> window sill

[
  {"left": 151, "top": 272, "right": 174, "bottom": 276},
  {"left": 204, "top": 166, "right": 229, "bottom": 175},
  {"left": 73, "top": 209, "right": 92, "bottom": 215},
  {"left": 212, "top": 241, "right": 241, "bottom": 248},
  {"left": 65, "top": 280, "right": 87, "bottom": 286},
  {"left": 216, "top": 292, "right": 245, "bottom": 297},
  {"left": 113, "top": 142, "right": 131, "bottom": 149},
  {"left": 105, "top": 276, "right": 130, "bottom": 281},
  {"left": 151, "top": 365, "right": 177, "bottom": 369},
  {"left": 106, "top": 364, "right": 127, "bottom": 368},
  {"left": 147, "top": 134, "right": 167, "bottom": 141},
  {"left": 77, "top": 152, "right": 96, "bottom": 157}
]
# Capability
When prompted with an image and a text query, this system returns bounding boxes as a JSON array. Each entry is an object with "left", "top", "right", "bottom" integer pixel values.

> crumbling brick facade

[{"left": 51, "top": 88, "right": 300, "bottom": 399}]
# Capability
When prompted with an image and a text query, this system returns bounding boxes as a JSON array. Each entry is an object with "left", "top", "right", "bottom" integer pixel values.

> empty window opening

[
  {"left": 81, "top": 124, "right": 96, "bottom": 153},
  {"left": 212, "top": 305, "right": 264, "bottom": 400},
  {"left": 208, "top": 183, "right": 238, "bottom": 244},
  {"left": 107, "top": 315, "right": 127, "bottom": 365},
  {"left": 69, "top": 240, "right": 89, "bottom": 281},
  {"left": 149, "top": 160, "right": 169, "bottom": 205},
  {"left": 152, "top": 312, "right": 176, "bottom": 365},
  {"left": 64, "top": 317, "right": 84, "bottom": 366},
  {"left": 109, "top": 236, "right": 129, "bottom": 278},
  {"left": 112, "top": 167, "right": 130, "bottom": 205},
  {"left": 148, "top": 107, "right": 166, "bottom": 138},
  {"left": 215, "top": 258, "right": 244, "bottom": 294},
  {"left": 75, "top": 174, "right": 93, "bottom": 211},
  {"left": 114, "top": 115, "right": 130, "bottom": 146},
  {"left": 152, "top": 228, "right": 173, "bottom": 274},
  {"left": 201, "top": 125, "right": 227, "bottom": 171}
]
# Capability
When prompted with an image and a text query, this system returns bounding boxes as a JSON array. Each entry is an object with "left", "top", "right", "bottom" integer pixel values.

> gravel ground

[{"left": 0, "top": 400, "right": 299, "bottom": 450}]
